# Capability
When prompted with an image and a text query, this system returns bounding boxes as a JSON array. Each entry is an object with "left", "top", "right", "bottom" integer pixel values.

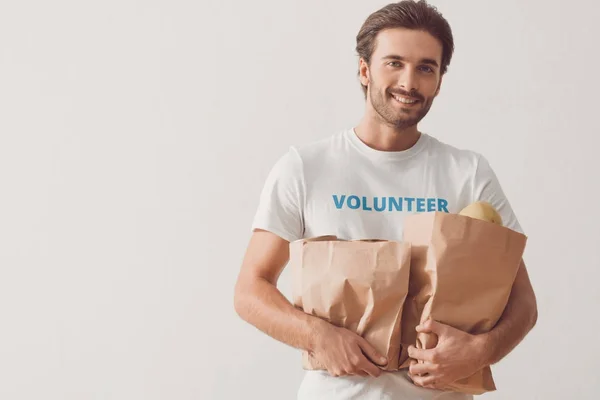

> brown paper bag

[
  {"left": 289, "top": 236, "right": 411, "bottom": 371},
  {"left": 398, "top": 212, "right": 527, "bottom": 394}
]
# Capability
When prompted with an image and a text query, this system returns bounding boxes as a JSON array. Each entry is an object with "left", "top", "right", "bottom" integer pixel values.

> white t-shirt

[{"left": 251, "top": 128, "right": 523, "bottom": 400}]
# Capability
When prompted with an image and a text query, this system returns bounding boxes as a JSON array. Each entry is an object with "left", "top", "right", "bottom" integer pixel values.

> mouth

[{"left": 390, "top": 93, "right": 420, "bottom": 107}]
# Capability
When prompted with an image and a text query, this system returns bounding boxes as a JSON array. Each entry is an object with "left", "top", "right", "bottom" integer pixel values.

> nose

[{"left": 398, "top": 68, "right": 418, "bottom": 94}]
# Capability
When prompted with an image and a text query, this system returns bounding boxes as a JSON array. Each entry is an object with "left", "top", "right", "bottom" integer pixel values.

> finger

[
  {"left": 409, "top": 360, "right": 436, "bottom": 376},
  {"left": 408, "top": 359, "right": 419, "bottom": 375},
  {"left": 359, "top": 358, "right": 382, "bottom": 378},
  {"left": 408, "top": 361, "right": 421, "bottom": 378},
  {"left": 407, "top": 345, "right": 435, "bottom": 362},
  {"left": 416, "top": 318, "right": 444, "bottom": 334},
  {"left": 327, "top": 369, "right": 341, "bottom": 377},
  {"left": 408, "top": 359, "right": 422, "bottom": 377},
  {"left": 357, "top": 337, "right": 388, "bottom": 366},
  {"left": 409, "top": 372, "right": 437, "bottom": 388}
]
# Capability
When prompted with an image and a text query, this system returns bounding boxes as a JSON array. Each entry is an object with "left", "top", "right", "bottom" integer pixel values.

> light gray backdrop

[{"left": 0, "top": 0, "right": 598, "bottom": 399}]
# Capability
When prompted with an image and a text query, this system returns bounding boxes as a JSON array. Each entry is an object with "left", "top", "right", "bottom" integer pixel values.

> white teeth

[{"left": 393, "top": 95, "right": 417, "bottom": 104}]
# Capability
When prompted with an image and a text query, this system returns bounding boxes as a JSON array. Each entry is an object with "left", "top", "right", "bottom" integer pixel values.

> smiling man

[{"left": 234, "top": 1, "right": 538, "bottom": 399}]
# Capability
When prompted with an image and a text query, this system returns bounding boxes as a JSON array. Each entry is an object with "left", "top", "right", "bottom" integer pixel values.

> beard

[{"left": 369, "top": 82, "right": 435, "bottom": 129}]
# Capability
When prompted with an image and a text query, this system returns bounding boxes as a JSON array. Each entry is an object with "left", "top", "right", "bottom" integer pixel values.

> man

[{"left": 234, "top": 1, "right": 538, "bottom": 399}]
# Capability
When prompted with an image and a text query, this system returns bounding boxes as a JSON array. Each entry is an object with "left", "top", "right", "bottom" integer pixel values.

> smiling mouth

[{"left": 391, "top": 94, "right": 420, "bottom": 106}]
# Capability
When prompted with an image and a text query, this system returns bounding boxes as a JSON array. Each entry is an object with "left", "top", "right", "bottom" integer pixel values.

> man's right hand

[
  {"left": 311, "top": 322, "right": 388, "bottom": 378},
  {"left": 235, "top": 230, "right": 387, "bottom": 379}
]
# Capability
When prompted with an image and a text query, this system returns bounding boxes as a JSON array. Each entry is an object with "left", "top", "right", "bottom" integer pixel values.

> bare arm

[
  {"left": 233, "top": 229, "right": 324, "bottom": 352},
  {"left": 480, "top": 259, "right": 538, "bottom": 365},
  {"left": 234, "top": 229, "right": 387, "bottom": 377}
]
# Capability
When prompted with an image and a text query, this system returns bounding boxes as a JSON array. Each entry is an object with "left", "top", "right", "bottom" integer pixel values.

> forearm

[
  {"left": 234, "top": 276, "right": 327, "bottom": 352},
  {"left": 479, "top": 263, "right": 538, "bottom": 365}
]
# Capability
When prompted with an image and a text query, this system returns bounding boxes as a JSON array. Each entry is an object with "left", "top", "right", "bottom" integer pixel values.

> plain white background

[{"left": 0, "top": 0, "right": 598, "bottom": 399}]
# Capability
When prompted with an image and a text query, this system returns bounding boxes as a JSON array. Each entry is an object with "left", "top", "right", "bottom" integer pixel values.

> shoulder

[
  {"left": 266, "top": 130, "right": 345, "bottom": 181},
  {"left": 281, "top": 129, "right": 347, "bottom": 171},
  {"left": 425, "top": 134, "right": 484, "bottom": 169},
  {"left": 293, "top": 130, "right": 345, "bottom": 159}
]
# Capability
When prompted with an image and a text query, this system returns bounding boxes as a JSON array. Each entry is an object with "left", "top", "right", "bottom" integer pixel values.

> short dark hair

[{"left": 355, "top": 0, "right": 455, "bottom": 97}]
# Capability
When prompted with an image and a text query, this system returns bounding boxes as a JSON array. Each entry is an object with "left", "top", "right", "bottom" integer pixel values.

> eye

[
  {"left": 419, "top": 65, "right": 435, "bottom": 73},
  {"left": 388, "top": 61, "right": 402, "bottom": 68}
]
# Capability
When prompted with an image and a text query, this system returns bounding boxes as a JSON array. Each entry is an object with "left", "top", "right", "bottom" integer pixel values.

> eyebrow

[{"left": 382, "top": 55, "right": 439, "bottom": 68}]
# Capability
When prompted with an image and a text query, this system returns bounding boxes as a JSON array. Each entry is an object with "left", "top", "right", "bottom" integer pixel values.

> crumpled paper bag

[
  {"left": 398, "top": 212, "right": 527, "bottom": 394},
  {"left": 289, "top": 236, "right": 411, "bottom": 371}
]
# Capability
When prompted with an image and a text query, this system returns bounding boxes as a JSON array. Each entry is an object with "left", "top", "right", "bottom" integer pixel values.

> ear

[
  {"left": 434, "top": 74, "right": 444, "bottom": 97},
  {"left": 359, "top": 58, "right": 370, "bottom": 87}
]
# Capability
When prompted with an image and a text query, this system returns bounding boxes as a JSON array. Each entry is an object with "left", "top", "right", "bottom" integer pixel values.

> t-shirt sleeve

[
  {"left": 472, "top": 154, "right": 524, "bottom": 234},
  {"left": 251, "top": 147, "right": 305, "bottom": 242}
]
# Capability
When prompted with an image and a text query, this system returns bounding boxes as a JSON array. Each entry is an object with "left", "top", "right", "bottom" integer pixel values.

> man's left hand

[{"left": 407, "top": 319, "right": 490, "bottom": 390}]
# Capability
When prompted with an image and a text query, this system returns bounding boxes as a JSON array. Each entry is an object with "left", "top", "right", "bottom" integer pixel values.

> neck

[{"left": 354, "top": 115, "right": 421, "bottom": 152}]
